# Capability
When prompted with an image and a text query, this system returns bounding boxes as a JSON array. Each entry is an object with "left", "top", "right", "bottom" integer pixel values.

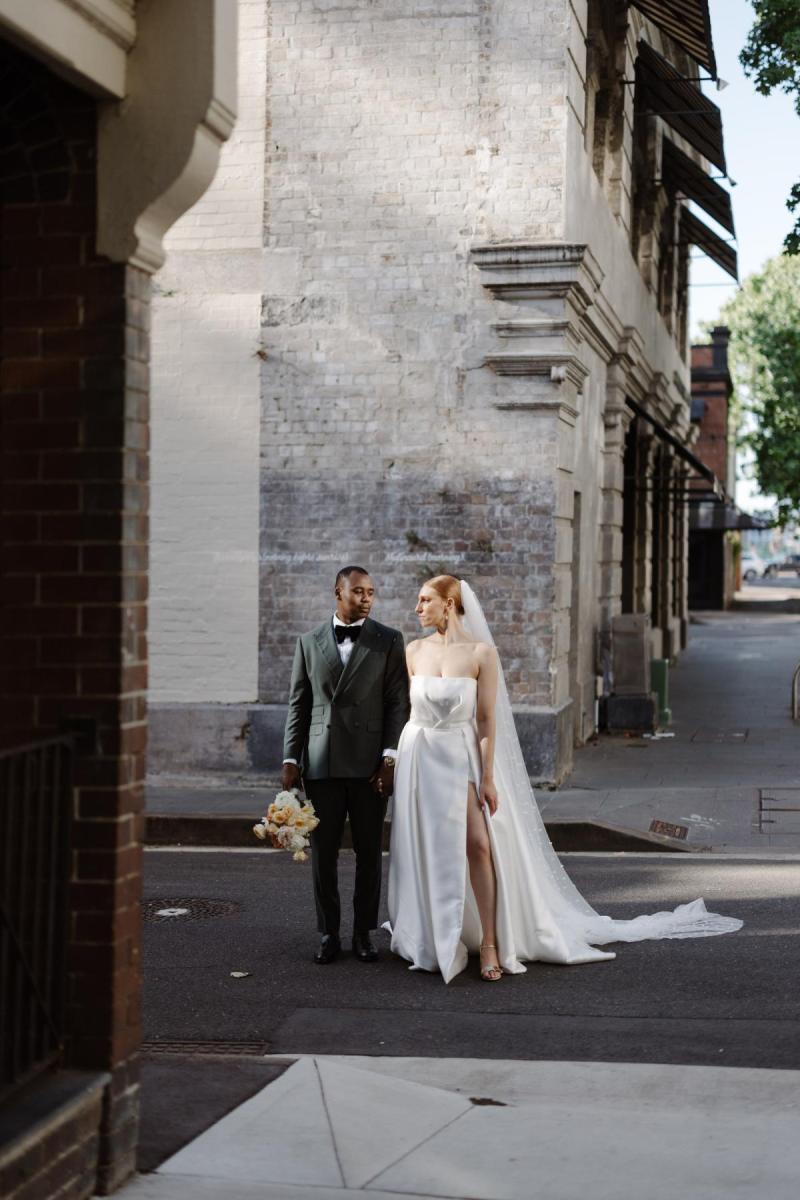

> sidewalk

[
  {"left": 541, "top": 605, "right": 800, "bottom": 852},
  {"left": 110, "top": 1053, "right": 800, "bottom": 1200}
]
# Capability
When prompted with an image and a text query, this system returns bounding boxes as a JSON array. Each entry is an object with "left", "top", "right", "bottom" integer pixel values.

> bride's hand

[{"left": 480, "top": 779, "right": 498, "bottom": 816}]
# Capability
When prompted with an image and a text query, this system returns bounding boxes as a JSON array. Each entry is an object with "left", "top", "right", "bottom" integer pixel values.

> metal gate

[{"left": 0, "top": 736, "right": 73, "bottom": 1098}]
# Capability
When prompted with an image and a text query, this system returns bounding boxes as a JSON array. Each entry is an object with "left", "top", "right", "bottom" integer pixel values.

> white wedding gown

[{"left": 385, "top": 583, "right": 743, "bottom": 984}]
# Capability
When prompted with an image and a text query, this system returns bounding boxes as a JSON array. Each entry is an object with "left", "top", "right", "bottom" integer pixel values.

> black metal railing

[{"left": 0, "top": 736, "right": 73, "bottom": 1098}]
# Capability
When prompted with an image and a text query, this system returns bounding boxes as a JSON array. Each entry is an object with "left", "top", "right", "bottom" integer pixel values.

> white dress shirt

[
  {"left": 332, "top": 613, "right": 365, "bottom": 666},
  {"left": 283, "top": 615, "right": 397, "bottom": 766}
]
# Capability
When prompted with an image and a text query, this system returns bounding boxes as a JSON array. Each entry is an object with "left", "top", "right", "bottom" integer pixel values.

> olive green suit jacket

[{"left": 283, "top": 617, "right": 410, "bottom": 780}]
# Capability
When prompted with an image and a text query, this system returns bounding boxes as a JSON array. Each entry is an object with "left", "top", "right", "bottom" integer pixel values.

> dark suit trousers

[{"left": 304, "top": 777, "right": 387, "bottom": 936}]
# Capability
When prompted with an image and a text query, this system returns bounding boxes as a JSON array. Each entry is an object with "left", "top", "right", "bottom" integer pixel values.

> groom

[{"left": 282, "top": 566, "right": 409, "bottom": 964}]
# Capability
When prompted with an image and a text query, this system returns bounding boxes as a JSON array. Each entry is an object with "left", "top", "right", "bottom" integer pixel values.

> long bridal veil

[{"left": 459, "top": 580, "right": 743, "bottom": 955}]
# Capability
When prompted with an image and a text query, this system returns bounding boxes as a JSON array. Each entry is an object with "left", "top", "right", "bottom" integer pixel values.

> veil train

[{"left": 458, "top": 579, "right": 743, "bottom": 958}]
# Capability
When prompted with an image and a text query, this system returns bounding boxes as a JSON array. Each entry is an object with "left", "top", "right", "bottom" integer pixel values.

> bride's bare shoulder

[
  {"left": 406, "top": 637, "right": 424, "bottom": 656},
  {"left": 473, "top": 641, "right": 498, "bottom": 667}
]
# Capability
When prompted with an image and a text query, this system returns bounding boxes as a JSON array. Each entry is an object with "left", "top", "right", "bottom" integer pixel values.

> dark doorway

[{"left": 689, "top": 530, "right": 725, "bottom": 609}]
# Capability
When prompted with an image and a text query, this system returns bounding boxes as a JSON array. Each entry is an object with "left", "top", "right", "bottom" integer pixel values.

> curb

[{"left": 145, "top": 813, "right": 699, "bottom": 854}]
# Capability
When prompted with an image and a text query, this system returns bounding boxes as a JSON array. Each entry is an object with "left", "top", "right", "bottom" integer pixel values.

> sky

[{"left": 687, "top": 0, "right": 798, "bottom": 514}]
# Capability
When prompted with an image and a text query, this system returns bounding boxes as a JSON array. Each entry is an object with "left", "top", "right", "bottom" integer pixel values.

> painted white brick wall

[
  {"left": 259, "top": 0, "right": 574, "bottom": 715},
  {"left": 147, "top": 0, "right": 699, "bottom": 778},
  {"left": 148, "top": 0, "right": 267, "bottom": 703}
]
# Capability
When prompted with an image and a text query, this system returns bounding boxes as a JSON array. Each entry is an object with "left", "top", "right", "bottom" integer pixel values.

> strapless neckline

[{"left": 411, "top": 675, "right": 477, "bottom": 683}]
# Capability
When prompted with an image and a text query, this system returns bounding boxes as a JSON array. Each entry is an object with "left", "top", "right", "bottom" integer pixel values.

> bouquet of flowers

[{"left": 253, "top": 789, "right": 319, "bottom": 862}]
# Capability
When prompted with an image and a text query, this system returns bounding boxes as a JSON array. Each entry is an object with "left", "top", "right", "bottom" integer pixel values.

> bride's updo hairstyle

[{"left": 425, "top": 574, "right": 465, "bottom": 615}]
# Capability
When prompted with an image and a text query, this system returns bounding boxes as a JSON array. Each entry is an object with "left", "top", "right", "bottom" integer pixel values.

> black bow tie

[{"left": 335, "top": 624, "right": 362, "bottom": 644}]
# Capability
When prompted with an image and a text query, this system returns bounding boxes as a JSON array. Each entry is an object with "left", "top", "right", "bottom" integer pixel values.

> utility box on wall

[
  {"left": 602, "top": 613, "right": 658, "bottom": 733},
  {"left": 611, "top": 614, "right": 651, "bottom": 694}
]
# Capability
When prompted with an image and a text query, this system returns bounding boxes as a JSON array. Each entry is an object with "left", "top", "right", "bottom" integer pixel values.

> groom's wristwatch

[{"left": 382, "top": 755, "right": 396, "bottom": 769}]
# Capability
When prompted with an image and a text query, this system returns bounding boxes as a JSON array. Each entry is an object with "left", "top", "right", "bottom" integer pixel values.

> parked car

[
  {"left": 759, "top": 554, "right": 782, "bottom": 578},
  {"left": 740, "top": 551, "right": 765, "bottom": 581},
  {"left": 779, "top": 553, "right": 800, "bottom": 575}
]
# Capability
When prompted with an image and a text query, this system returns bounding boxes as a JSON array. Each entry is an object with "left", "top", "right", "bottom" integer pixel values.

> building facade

[
  {"left": 688, "top": 326, "right": 737, "bottom": 609},
  {"left": 0, "top": 2, "right": 236, "bottom": 1196},
  {"left": 149, "top": 0, "right": 734, "bottom": 782}
]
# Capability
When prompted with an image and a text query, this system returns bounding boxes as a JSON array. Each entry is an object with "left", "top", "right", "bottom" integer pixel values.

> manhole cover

[
  {"left": 141, "top": 1040, "right": 270, "bottom": 1056},
  {"left": 691, "top": 729, "right": 749, "bottom": 743},
  {"left": 141, "top": 898, "right": 241, "bottom": 922}
]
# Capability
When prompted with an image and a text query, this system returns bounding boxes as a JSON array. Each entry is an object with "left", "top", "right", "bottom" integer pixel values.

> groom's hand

[
  {"left": 371, "top": 761, "right": 395, "bottom": 799},
  {"left": 282, "top": 762, "right": 303, "bottom": 792}
]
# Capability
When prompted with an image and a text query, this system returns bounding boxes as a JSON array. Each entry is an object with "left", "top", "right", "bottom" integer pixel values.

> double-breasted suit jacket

[{"left": 283, "top": 617, "right": 410, "bottom": 780}]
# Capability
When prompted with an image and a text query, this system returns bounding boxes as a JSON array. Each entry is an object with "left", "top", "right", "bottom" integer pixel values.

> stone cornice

[
  {"left": 486, "top": 352, "right": 590, "bottom": 390},
  {"left": 0, "top": 0, "right": 133, "bottom": 97},
  {"left": 470, "top": 243, "right": 693, "bottom": 435},
  {"left": 471, "top": 242, "right": 605, "bottom": 315},
  {"left": 64, "top": 0, "right": 135, "bottom": 50}
]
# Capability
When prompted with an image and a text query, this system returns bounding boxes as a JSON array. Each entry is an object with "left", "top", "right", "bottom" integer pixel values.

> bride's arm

[{"left": 475, "top": 646, "right": 499, "bottom": 815}]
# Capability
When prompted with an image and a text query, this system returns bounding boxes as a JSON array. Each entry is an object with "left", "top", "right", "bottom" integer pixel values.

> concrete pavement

[
  {"left": 542, "top": 604, "right": 800, "bottom": 852},
  {"left": 141, "top": 848, "right": 797, "bottom": 1067},
  {"left": 115, "top": 1054, "right": 800, "bottom": 1200},
  {"left": 108, "top": 845, "right": 800, "bottom": 1199}
]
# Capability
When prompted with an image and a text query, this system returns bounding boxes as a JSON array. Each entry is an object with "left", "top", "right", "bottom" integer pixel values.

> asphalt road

[{"left": 142, "top": 848, "right": 800, "bottom": 1071}]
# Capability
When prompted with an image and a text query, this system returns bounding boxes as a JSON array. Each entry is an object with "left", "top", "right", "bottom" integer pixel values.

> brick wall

[
  {"left": 148, "top": 0, "right": 266, "bottom": 704},
  {"left": 259, "top": 0, "right": 570, "bottom": 715},
  {"left": 0, "top": 41, "right": 146, "bottom": 1196},
  {"left": 143, "top": 0, "right": 697, "bottom": 780},
  {"left": 691, "top": 331, "right": 731, "bottom": 489},
  {"left": 0, "top": 1079, "right": 105, "bottom": 1200}
]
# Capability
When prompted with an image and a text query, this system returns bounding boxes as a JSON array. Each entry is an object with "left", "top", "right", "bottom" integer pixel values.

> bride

[{"left": 385, "top": 575, "right": 742, "bottom": 984}]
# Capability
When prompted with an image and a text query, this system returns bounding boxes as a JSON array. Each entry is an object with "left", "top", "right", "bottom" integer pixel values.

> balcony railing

[{"left": 0, "top": 736, "right": 73, "bottom": 1099}]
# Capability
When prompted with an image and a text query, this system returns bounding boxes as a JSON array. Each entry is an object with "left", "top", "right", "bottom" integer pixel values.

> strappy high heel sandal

[{"left": 479, "top": 942, "right": 502, "bottom": 982}]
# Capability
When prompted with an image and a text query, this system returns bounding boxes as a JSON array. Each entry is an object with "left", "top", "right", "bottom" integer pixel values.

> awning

[
  {"left": 662, "top": 138, "right": 734, "bottom": 235},
  {"left": 635, "top": 40, "right": 726, "bottom": 172},
  {"left": 681, "top": 209, "right": 738, "bottom": 280},
  {"left": 630, "top": 1, "right": 716, "bottom": 78},
  {"left": 690, "top": 502, "right": 771, "bottom": 531},
  {"left": 626, "top": 397, "right": 725, "bottom": 500}
]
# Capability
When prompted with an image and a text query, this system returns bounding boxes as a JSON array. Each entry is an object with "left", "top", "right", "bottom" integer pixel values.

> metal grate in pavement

[
  {"left": 142, "top": 898, "right": 241, "bottom": 922},
  {"left": 758, "top": 788, "right": 800, "bottom": 833},
  {"left": 141, "top": 1040, "right": 270, "bottom": 1056}
]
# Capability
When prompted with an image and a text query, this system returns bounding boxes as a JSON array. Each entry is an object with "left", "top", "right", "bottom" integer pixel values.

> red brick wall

[
  {"left": 1, "top": 42, "right": 147, "bottom": 1195},
  {"left": 690, "top": 333, "right": 731, "bottom": 490},
  {"left": 0, "top": 1082, "right": 104, "bottom": 1200}
]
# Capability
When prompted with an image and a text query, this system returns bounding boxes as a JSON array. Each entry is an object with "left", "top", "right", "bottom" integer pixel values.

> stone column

[{"left": 599, "top": 347, "right": 636, "bottom": 632}]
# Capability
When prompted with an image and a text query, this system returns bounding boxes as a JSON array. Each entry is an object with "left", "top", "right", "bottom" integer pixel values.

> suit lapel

[
  {"left": 333, "top": 618, "right": 379, "bottom": 699},
  {"left": 315, "top": 620, "right": 343, "bottom": 684}
]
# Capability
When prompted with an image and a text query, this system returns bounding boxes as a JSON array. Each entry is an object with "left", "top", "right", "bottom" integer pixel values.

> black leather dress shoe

[
  {"left": 314, "top": 934, "right": 341, "bottom": 965},
  {"left": 352, "top": 931, "right": 378, "bottom": 962}
]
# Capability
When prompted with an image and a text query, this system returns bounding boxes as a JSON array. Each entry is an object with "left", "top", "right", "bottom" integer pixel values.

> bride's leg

[{"left": 466, "top": 783, "right": 501, "bottom": 979}]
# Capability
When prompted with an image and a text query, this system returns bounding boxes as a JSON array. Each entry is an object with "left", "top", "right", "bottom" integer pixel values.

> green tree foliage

[
  {"left": 740, "top": 1, "right": 800, "bottom": 253},
  {"left": 723, "top": 255, "right": 800, "bottom": 522}
]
